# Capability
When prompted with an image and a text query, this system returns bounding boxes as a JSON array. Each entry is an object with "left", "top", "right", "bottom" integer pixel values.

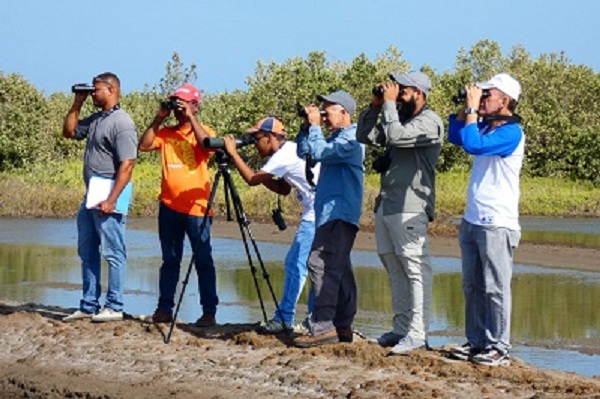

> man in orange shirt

[{"left": 139, "top": 84, "right": 218, "bottom": 327}]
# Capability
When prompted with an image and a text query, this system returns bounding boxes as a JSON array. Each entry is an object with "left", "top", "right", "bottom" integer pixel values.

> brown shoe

[
  {"left": 150, "top": 309, "right": 173, "bottom": 323},
  {"left": 336, "top": 327, "right": 353, "bottom": 343},
  {"left": 195, "top": 312, "right": 216, "bottom": 327},
  {"left": 294, "top": 329, "right": 339, "bottom": 348}
]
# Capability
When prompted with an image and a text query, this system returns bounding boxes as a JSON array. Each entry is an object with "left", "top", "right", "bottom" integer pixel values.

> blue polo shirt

[{"left": 296, "top": 123, "right": 364, "bottom": 228}]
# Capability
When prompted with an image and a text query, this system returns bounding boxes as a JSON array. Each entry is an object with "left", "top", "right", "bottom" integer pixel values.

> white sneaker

[
  {"left": 471, "top": 348, "right": 511, "bottom": 366},
  {"left": 63, "top": 310, "right": 93, "bottom": 322},
  {"left": 389, "top": 336, "right": 426, "bottom": 354},
  {"left": 91, "top": 308, "right": 123, "bottom": 322}
]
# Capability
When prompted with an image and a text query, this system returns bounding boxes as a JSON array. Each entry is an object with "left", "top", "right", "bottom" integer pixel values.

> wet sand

[{"left": 1, "top": 301, "right": 599, "bottom": 399}]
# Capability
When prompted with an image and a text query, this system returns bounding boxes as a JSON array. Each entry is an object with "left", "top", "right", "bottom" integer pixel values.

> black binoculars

[
  {"left": 452, "top": 88, "right": 490, "bottom": 104},
  {"left": 71, "top": 84, "right": 95, "bottom": 94}
]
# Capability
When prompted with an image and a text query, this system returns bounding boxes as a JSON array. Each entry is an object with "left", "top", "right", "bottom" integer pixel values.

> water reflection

[
  {"left": 1, "top": 217, "right": 600, "bottom": 377},
  {"left": 2, "top": 243, "right": 598, "bottom": 344}
]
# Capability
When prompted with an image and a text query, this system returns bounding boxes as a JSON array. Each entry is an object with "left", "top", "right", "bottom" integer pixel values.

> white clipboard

[{"left": 85, "top": 175, "right": 133, "bottom": 215}]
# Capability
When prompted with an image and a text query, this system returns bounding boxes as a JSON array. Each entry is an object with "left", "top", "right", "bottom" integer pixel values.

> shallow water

[
  {"left": 453, "top": 216, "right": 600, "bottom": 248},
  {"left": 0, "top": 218, "right": 599, "bottom": 376}
]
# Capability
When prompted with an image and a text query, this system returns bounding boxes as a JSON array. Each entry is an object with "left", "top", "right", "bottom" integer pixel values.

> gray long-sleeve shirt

[{"left": 357, "top": 101, "right": 444, "bottom": 221}]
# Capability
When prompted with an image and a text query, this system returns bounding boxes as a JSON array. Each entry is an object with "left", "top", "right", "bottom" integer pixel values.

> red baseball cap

[
  {"left": 245, "top": 117, "right": 286, "bottom": 136},
  {"left": 171, "top": 84, "right": 201, "bottom": 103}
]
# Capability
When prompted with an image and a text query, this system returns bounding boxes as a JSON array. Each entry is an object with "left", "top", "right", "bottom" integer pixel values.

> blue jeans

[
  {"left": 157, "top": 202, "right": 218, "bottom": 315},
  {"left": 77, "top": 203, "right": 127, "bottom": 313},
  {"left": 459, "top": 219, "right": 520, "bottom": 353},
  {"left": 272, "top": 219, "right": 315, "bottom": 325}
]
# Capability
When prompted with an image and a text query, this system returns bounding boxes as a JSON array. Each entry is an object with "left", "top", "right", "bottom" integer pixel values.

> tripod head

[{"left": 214, "top": 149, "right": 231, "bottom": 167}]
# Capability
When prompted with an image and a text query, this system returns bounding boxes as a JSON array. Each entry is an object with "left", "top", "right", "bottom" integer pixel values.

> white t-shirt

[
  {"left": 261, "top": 141, "right": 320, "bottom": 222},
  {"left": 464, "top": 131, "right": 524, "bottom": 230}
]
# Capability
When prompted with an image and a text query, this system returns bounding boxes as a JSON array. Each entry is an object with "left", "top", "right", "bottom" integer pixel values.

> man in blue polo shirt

[
  {"left": 62, "top": 72, "right": 138, "bottom": 323},
  {"left": 293, "top": 90, "right": 365, "bottom": 347}
]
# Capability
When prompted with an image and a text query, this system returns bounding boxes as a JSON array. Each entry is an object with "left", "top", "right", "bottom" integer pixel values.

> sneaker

[
  {"left": 149, "top": 309, "right": 173, "bottom": 324},
  {"left": 389, "top": 336, "right": 426, "bottom": 354},
  {"left": 471, "top": 348, "right": 511, "bottom": 366},
  {"left": 91, "top": 308, "right": 123, "bottom": 322},
  {"left": 262, "top": 319, "right": 292, "bottom": 334},
  {"left": 195, "top": 312, "right": 216, "bottom": 327},
  {"left": 62, "top": 310, "right": 93, "bottom": 322},
  {"left": 369, "top": 331, "right": 403, "bottom": 347},
  {"left": 294, "top": 329, "right": 339, "bottom": 348},
  {"left": 450, "top": 342, "right": 480, "bottom": 361}
]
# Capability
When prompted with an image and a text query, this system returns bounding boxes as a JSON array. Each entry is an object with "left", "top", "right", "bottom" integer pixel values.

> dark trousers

[
  {"left": 308, "top": 219, "right": 358, "bottom": 335},
  {"left": 157, "top": 202, "right": 218, "bottom": 314}
]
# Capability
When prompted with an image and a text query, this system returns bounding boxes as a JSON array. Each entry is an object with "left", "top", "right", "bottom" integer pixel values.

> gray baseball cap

[
  {"left": 317, "top": 90, "right": 356, "bottom": 114},
  {"left": 389, "top": 71, "right": 432, "bottom": 95}
]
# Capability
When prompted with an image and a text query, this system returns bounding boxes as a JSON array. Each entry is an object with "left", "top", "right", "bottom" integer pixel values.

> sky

[{"left": 1, "top": 0, "right": 598, "bottom": 95}]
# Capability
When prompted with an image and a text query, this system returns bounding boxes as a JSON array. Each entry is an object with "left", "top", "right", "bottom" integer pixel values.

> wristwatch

[{"left": 465, "top": 107, "right": 478, "bottom": 115}]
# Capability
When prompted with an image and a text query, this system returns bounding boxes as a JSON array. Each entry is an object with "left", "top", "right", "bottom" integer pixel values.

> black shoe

[
  {"left": 195, "top": 312, "right": 216, "bottom": 327},
  {"left": 336, "top": 327, "right": 353, "bottom": 343}
]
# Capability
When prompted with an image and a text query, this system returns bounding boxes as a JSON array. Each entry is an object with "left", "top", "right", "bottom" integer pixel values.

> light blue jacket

[{"left": 296, "top": 123, "right": 364, "bottom": 228}]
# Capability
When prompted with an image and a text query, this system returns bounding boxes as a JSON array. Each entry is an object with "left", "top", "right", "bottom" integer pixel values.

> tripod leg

[
  {"left": 222, "top": 168, "right": 289, "bottom": 332},
  {"left": 165, "top": 170, "right": 222, "bottom": 344},
  {"left": 224, "top": 177, "right": 269, "bottom": 323}
]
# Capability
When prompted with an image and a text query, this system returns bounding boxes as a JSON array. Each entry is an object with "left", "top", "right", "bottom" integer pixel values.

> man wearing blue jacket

[
  {"left": 293, "top": 90, "right": 365, "bottom": 347},
  {"left": 447, "top": 73, "right": 524, "bottom": 366}
]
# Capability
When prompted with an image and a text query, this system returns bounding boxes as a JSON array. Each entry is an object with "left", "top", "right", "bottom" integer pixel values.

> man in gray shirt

[
  {"left": 357, "top": 71, "right": 444, "bottom": 353},
  {"left": 62, "top": 72, "right": 138, "bottom": 323}
]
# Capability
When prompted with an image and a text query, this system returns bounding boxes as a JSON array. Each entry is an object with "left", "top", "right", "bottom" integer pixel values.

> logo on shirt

[
  {"left": 165, "top": 138, "right": 198, "bottom": 172},
  {"left": 480, "top": 216, "right": 495, "bottom": 224}
]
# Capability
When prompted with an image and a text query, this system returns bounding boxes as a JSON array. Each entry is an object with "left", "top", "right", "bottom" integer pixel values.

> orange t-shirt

[{"left": 153, "top": 124, "right": 216, "bottom": 216}]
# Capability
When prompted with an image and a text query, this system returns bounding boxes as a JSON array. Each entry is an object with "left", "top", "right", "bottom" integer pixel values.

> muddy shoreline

[{"left": 1, "top": 301, "right": 599, "bottom": 399}]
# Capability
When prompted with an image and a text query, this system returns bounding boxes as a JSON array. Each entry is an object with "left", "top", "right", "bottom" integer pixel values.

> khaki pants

[{"left": 375, "top": 208, "right": 432, "bottom": 341}]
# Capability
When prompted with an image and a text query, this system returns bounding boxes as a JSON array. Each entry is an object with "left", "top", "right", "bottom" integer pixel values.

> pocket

[
  {"left": 507, "top": 229, "right": 521, "bottom": 249},
  {"left": 396, "top": 214, "right": 428, "bottom": 256}
]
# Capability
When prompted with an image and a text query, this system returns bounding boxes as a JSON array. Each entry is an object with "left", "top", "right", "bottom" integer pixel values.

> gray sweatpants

[
  {"left": 459, "top": 219, "right": 520, "bottom": 353},
  {"left": 308, "top": 219, "right": 358, "bottom": 336}
]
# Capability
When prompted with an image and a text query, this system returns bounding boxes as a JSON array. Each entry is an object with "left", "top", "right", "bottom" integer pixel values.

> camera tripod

[{"left": 165, "top": 149, "right": 288, "bottom": 343}]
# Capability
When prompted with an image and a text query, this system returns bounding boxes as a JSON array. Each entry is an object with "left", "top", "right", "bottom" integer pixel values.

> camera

[
  {"left": 372, "top": 85, "right": 385, "bottom": 97},
  {"left": 452, "top": 88, "right": 490, "bottom": 104},
  {"left": 160, "top": 98, "right": 179, "bottom": 110},
  {"left": 203, "top": 136, "right": 256, "bottom": 150},
  {"left": 271, "top": 207, "right": 287, "bottom": 231},
  {"left": 71, "top": 84, "right": 96, "bottom": 94},
  {"left": 372, "top": 151, "right": 391, "bottom": 174}
]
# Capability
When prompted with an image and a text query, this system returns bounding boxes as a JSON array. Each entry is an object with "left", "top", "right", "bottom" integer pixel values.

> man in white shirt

[{"left": 224, "top": 117, "right": 319, "bottom": 333}]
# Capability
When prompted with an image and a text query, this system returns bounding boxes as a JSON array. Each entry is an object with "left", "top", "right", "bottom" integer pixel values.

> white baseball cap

[{"left": 476, "top": 73, "right": 521, "bottom": 101}]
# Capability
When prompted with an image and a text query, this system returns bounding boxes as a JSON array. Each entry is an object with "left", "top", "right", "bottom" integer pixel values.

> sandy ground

[
  {"left": 1, "top": 218, "right": 600, "bottom": 398},
  {"left": 1, "top": 301, "right": 600, "bottom": 399}
]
